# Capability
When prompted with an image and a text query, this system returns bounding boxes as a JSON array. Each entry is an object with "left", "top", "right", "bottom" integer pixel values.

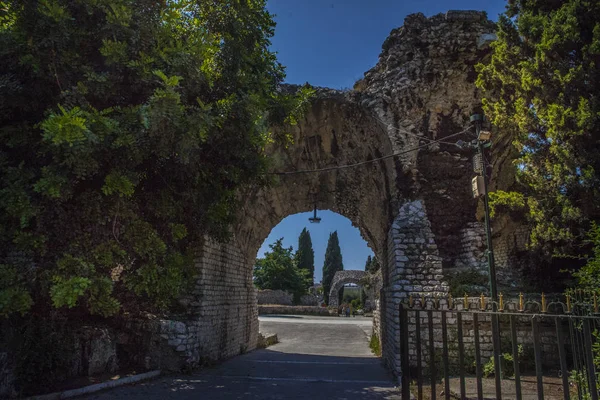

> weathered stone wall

[
  {"left": 131, "top": 237, "right": 258, "bottom": 371},
  {"left": 382, "top": 200, "right": 448, "bottom": 375},
  {"left": 258, "top": 305, "right": 332, "bottom": 316},
  {"left": 404, "top": 297, "right": 565, "bottom": 372},
  {"left": 257, "top": 290, "right": 293, "bottom": 306},
  {"left": 453, "top": 222, "right": 487, "bottom": 272},
  {"left": 451, "top": 221, "right": 530, "bottom": 291},
  {"left": 328, "top": 270, "right": 369, "bottom": 308},
  {"left": 235, "top": 94, "right": 398, "bottom": 264},
  {"left": 354, "top": 11, "right": 497, "bottom": 274},
  {"left": 183, "top": 238, "right": 258, "bottom": 363},
  {"left": 299, "top": 293, "right": 322, "bottom": 306},
  {"left": 256, "top": 290, "right": 321, "bottom": 306},
  {"left": 0, "top": 324, "right": 119, "bottom": 398},
  {"left": 492, "top": 223, "right": 530, "bottom": 287},
  {"left": 231, "top": 9, "right": 532, "bottom": 381}
]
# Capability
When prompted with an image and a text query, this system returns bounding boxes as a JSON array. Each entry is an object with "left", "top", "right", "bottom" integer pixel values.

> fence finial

[
  {"left": 566, "top": 293, "right": 572, "bottom": 314},
  {"left": 409, "top": 294, "right": 414, "bottom": 309},
  {"left": 421, "top": 293, "right": 425, "bottom": 309},
  {"left": 541, "top": 293, "right": 547, "bottom": 313},
  {"left": 499, "top": 293, "right": 504, "bottom": 312},
  {"left": 479, "top": 293, "right": 485, "bottom": 311},
  {"left": 463, "top": 293, "right": 468, "bottom": 310},
  {"left": 519, "top": 292, "right": 524, "bottom": 312},
  {"left": 434, "top": 293, "right": 440, "bottom": 309},
  {"left": 448, "top": 293, "right": 454, "bottom": 310}
]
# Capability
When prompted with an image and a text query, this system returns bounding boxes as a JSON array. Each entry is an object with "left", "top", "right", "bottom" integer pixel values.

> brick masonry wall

[{"left": 131, "top": 237, "right": 258, "bottom": 371}]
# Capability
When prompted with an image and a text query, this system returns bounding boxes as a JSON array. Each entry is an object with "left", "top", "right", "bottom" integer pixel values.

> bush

[
  {"left": 482, "top": 340, "right": 534, "bottom": 378},
  {"left": 0, "top": 1, "right": 313, "bottom": 318},
  {"left": 369, "top": 334, "right": 381, "bottom": 356},
  {"left": 350, "top": 298, "right": 362, "bottom": 310},
  {"left": 448, "top": 270, "right": 489, "bottom": 298}
]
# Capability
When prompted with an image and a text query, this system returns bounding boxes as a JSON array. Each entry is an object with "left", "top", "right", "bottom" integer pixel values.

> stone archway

[
  {"left": 328, "top": 270, "right": 367, "bottom": 308},
  {"left": 139, "top": 10, "right": 502, "bottom": 381},
  {"left": 235, "top": 91, "right": 399, "bottom": 265}
]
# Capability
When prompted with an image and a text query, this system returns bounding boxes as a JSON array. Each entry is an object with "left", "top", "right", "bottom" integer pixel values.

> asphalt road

[{"left": 83, "top": 315, "right": 400, "bottom": 399}]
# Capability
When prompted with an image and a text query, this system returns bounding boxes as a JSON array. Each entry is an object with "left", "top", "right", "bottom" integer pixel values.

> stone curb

[{"left": 24, "top": 370, "right": 161, "bottom": 400}]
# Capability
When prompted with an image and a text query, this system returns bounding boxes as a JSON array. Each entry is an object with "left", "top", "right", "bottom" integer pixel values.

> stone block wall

[
  {"left": 257, "top": 290, "right": 293, "bottom": 305},
  {"left": 130, "top": 237, "right": 258, "bottom": 371},
  {"left": 0, "top": 324, "right": 119, "bottom": 398},
  {"left": 451, "top": 222, "right": 530, "bottom": 290},
  {"left": 256, "top": 290, "right": 321, "bottom": 306},
  {"left": 453, "top": 222, "right": 487, "bottom": 272},
  {"left": 185, "top": 238, "right": 258, "bottom": 363},
  {"left": 328, "top": 270, "right": 369, "bottom": 308},
  {"left": 258, "top": 305, "right": 332, "bottom": 316},
  {"left": 403, "top": 298, "right": 566, "bottom": 374},
  {"left": 382, "top": 200, "right": 449, "bottom": 375},
  {"left": 493, "top": 224, "right": 530, "bottom": 286},
  {"left": 299, "top": 293, "right": 322, "bottom": 306}
]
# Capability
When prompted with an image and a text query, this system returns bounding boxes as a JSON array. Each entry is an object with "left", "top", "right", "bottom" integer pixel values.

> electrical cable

[
  {"left": 269, "top": 126, "right": 473, "bottom": 176},
  {"left": 372, "top": 115, "right": 473, "bottom": 145}
]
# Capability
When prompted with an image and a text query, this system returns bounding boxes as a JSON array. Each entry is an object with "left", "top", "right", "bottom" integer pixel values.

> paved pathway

[{"left": 84, "top": 315, "right": 400, "bottom": 399}]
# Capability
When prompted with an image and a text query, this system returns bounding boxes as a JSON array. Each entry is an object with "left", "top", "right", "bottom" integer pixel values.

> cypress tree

[
  {"left": 364, "top": 255, "right": 372, "bottom": 273},
  {"left": 322, "top": 231, "right": 343, "bottom": 304},
  {"left": 295, "top": 228, "right": 315, "bottom": 287},
  {"left": 476, "top": 0, "right": 600, "bottom": 256},
  {"left": 371, "top": 256, "right": 381, "bottom": 272}
]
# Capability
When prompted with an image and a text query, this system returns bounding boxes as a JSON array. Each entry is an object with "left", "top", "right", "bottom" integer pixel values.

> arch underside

[
  {"left": 236, "top": 95, "right": 400, "bottom": 264},
  {"left": 328, "top": 270, "right": 368, "bottom": 308}
]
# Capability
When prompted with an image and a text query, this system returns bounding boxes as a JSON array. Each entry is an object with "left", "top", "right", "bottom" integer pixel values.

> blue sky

[
  {"left": 266, "top": 0, "right": 507, "bottom": 89},
  {"left": 258, "top": 0, "right": 508, "bottom": 282},
  {"left": 258, "top": 211, "right": 374, "bottom": 283}
]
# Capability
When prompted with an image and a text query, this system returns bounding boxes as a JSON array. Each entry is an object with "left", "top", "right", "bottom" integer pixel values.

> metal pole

[
  {"left": 477, "top": 138, "right": 498, "bottom": 302},
  {"left": 475, "top": 118, "right": 503, "bottom": 392}
]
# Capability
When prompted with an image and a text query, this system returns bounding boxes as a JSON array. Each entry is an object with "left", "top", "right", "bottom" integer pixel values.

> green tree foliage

[
  {"left": 477, "top": 0, "right": 600, "bottom": 256},
  {"left": 322, "top": 231, "right": 343, "bottom": 304},
  {"left": 295, "top": 227, "right": 314, "bottom": 287},
  {"left": 342, "top": 288, "right": 360, "bottom": 304},
  {"left": 572, "top": 222, "right": 600, "bottom": 289},
  {"left": 0, "top": 1, "right": 313, "bottom": 318},
  {"left": 253, "top": 238, "right": 310, "bottom": 301}
]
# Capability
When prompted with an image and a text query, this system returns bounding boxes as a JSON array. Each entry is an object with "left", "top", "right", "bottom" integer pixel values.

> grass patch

[{"left": 369, "top": 333, "right": 381, "bottom": 357}]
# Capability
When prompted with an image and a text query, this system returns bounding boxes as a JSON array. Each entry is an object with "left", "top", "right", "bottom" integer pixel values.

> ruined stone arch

[
  {"left": 129, "top": 10, "right": 511, "bottom": 381},
  {"left": 235, "top": 92, "right": 400, "bottom": 265},
  {"left": 328, "top": 270, "right": 367, "bottom": 308}
]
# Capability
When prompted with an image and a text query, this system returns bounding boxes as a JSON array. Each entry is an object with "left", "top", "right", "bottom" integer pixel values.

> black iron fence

[{"left": 399, "top": 293, "right": 600, "bottom": 400}]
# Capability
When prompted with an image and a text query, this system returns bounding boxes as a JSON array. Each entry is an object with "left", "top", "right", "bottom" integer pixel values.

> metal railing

[{"left": 399, "top": 293, "right": 600, "bottom": 400}]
